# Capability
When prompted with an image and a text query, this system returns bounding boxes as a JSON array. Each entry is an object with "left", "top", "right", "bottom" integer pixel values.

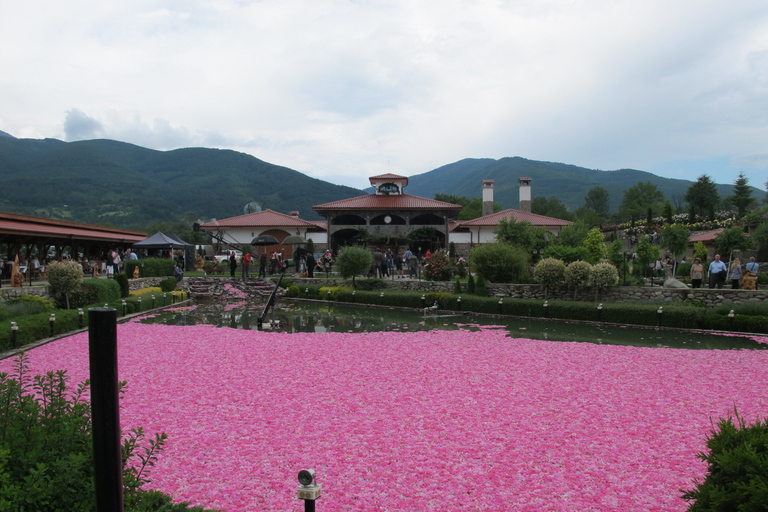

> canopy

[{"left": 133, "top": 232, "right": 189, "bottom": 250}]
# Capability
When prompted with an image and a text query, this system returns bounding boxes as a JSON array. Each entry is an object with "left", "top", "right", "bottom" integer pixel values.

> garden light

[
  {"left": 380, "top": 292, "right": 384, "bottom": 298},
  {"left": 598, "top": 303, "right": 603, "bottom": 322},
  {"left": 352, "top": 290, "right": 356, "bottom": 302},
  {"left": 457, "top": 296, "right": 462, "bottom": 311},
  {"left": 297, "top": 469, "right": 321, "bottom": 510},
  {"left": 137, "top": 297, "right": 142, "bottom": 311},
  {"left": 543, "top": 300, "right": 549, "bottom": 318},
  {"left": 163, "top": 293, "right": 167, "bottom": 306},
  {"left": 657, "top": 306, "right": 663, "bottom": 327},
  {"left": 121, "top": 300, "right": 127, "bottom": 316},
  {"left": 421, "top": 294, "right": 426, "bottom": 308},
  {"left": 49, "top": 313, "right": 55, "bottom": 337},
  {"left": 10, "top": 322, "right": 18, "bottom": 349},
  {"left": 152, "top": 295, "right": 156, "bottom": 308},
  {"left": 78, "top": 308, "right": 84, "bottom": 328},
  {"left": 497, "top": 297, "right": 503, "bottom": 314}
]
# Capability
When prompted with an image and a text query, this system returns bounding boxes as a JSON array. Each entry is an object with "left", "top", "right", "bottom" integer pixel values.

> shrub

[
  {"left": 543, "top": 244, "right": 591, "bottom": 264},
  {"left": 467, "top": 274, "right": 476, "bottom": 294},
  {"left": 583, "top": 228, "right": 606, "bottom": 263},
  {"left": 114, "top": 273, "right": 130, "bottom": 297},
  {"left": 564, "top": 260, "right": 593, "bottom": 298},
  {"left": 424, "top": 250, "right": 452, "bottom": 281},
  {"left": 590, "top": 262, "right": 619, "bottom": 300},
  {"left": 159, "top": 277, "right": 177, "bottom": 292},
  {"left": 454, "top": 279, "right": 463, "bottom": 294},
  {"left": 355, "top": 278, "right": 386, "bottom": 291},
  {"left": 130, "top": 287, "right": 163, "bottom": 296},
  {"left": 83, "top": 278, "right": 121, "bottom": 304},
  {"left": 0, "top": 354, "right": 220, "bottom": 512},
  {"left": 533, "top": 257, "right": 566, "bottom": 298},
  {"left": 0, "top": 296, "right": 55, "bottom": 320},
  {"left": 128, "top": 258, "right": 175, "bottom": 278},
  {"left": 46, "top": 261, "right": 84, "bottom": 309},
  {"left": 474, "top": 274, "right": 488, "bottom": 296},
  {"left": 682, "top": 409, "right": 768, "bottom": 510},
  {"left": 471, "top": 243, "right": 530, "bottom": 283}
]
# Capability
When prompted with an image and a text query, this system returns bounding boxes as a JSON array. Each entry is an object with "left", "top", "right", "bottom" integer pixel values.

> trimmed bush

[
  {"left": 533, "top": 258, "right": 566, "bottom": 298},
  {"left": 159, "top": 277, "right": 177, "bottom": 292},
  {"left": 114, "top": 273, "right": 130, "bottom": 298},
  {"left": 471, "top": 243, "right": 530, "bottom": 283},
  {"left": 126, "top": 258, "right": 175, "bottom": 278},
  {"left": 83, "top": 278, "right": 121, "bottom": 304},
  {"left": 424, "top": 250, "right": 452, "bottom": 281},
  {"left": 564, "top": 260, "right": 593, "bottom": 299},
  {"left": 47, "top": 260, "right": 84, "bottom": 309}
]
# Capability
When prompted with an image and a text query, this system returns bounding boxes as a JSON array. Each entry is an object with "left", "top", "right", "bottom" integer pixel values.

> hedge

[{"left": 125, "top": 258, "right": 175, "bottom": 278}]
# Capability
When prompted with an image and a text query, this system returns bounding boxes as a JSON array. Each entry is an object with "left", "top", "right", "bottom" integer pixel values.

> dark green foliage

[
  {"left": 335, "top": 245, "right": 374, "bottom": 286},
  {"left": 682, "top": 410, "right": 768, "bottom": 510},
  {"left": 0, "top": 295, "right": 55, "bottom": 320},
  {"left": 355, "top": 279, "right": 386, "bottom": 291},
  {"left": 0, "top": 354, "right": 221, "bottom": 512},
  {"left": 475, "top": 275, "right": 488, "bottom": 296},
  {"left": 544, "top": 245, "right": 591, "bottom": 264},
  {"left": 471, "top": 243, "right": 530, "bottom": 283},
  {"left": 0, "top": 309, "right": 91, "bottom": 350},
  {"left": 424, "top": 250, "right": 452, "bottom": 281},
  {"left": 159, "top": 277, "right": 177, "bottom": 293},
  {"left": 454, "top": 279, "right": 463, "bottom": 294},
  {"left": 83, "top": 278, "right": 121, "bottom": 304},
  {"left": 114, "top": 273, "right": 130, "bottom": 298},
  {"left": 129, "top": 258, "right": 176, "bottom": 278},
  {"left": 685, "top": 174, "right": 720, "bottom": 219},
  {"left": 467, "top": 274, "right": 475, "bottom": 294}
]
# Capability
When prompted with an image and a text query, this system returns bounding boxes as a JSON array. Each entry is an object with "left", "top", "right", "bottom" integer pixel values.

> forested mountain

[
  {"left": 0, "top": 136, "right": 365, "bottom": 228},
  {"left": 403, "top": 157, "right": 751, "bottom": 213}
]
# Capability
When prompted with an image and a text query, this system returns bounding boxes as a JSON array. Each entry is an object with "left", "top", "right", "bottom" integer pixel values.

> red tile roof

[
  {"left": 457, "top": 209, "right": 571, "bottom": 227},
  {"left": 200, "top": 209, "right": 320, "bottom": 229},
  {"left": 689, "top": 228, "right": 724, "bottom": 243},
  {"left": 0, "top": 211, "right": 146, "bottom": 242},
  {"left": 314, "top": 194, "right": 463, "bottom": 212},
  {"left": 369, "top": 173, "right": 408, "bottom": 181}
]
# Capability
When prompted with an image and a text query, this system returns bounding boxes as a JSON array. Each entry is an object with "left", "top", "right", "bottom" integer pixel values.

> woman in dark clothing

[{"left": 229, "top": 253, "right": 237, "bottom": 277}]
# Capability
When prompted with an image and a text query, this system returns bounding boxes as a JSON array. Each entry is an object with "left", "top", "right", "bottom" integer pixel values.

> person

[
  {"left": 111, "top": 249, "right": 121, "bottom": 275},
  {"left": 707, "top": 254, "right": 727, "bottom": 289},
  {"left": 690, "top": 258, "right": 703, "bottom": 289},
  {"left": 395, "top": 251, "right": 403, "bottom": 277},
  {"left": 655, "top": 258, "right": 664, "bottom": 278},
  {"left": 404, "top": 248, "right": 414, "bottom": 278},
  {"left": 125, "top": 248, "right": 138, "bottom": 260},
  {"left": 373, "top": 248, "right": 383, "bottom": 278},
  {"left": 242, "top": 252, "right": 252, "bottom": 278},
  {"left": 259, "top": 252, "right": 267, "bottom": 278},
  {"left": 229, "top": 252, "right": 237, "bottom": 277},
  {"left": 745, "top": 257, "right": 759, "bottom": 290},
  {"left": 174, "top": 263, "right": 184, "bottom": 282},
  {"left": 306, "top": 252, "right": 315, "bottom": 278},
  {"left": 730, "top": 258, "right": 742, "bottom": 289},
  {"left": 270, "top": 252, "right": 278, "bottom": 275}
]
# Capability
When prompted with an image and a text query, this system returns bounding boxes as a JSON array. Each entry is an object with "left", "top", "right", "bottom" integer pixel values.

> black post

[
  {"left": 304, "top": 499, "right": 316, "bottom": 512},
  {"left": 11, "top": 322, "right": 18, "bottom": 349},
  {"left": 88, "top": 308, "right": 124, "bottom": 512}
]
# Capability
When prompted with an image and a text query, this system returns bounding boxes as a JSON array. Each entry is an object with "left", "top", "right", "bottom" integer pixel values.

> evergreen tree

[
  {"left": 684, "top": 174, "right": 720, "bottom": 218},
  {"left": 728, "top": 172, "right": 756, "bottom": 218},
  {"left": 618, "top": 182, "right": 665, "bottom": 220},
  {"left": 584, "top": 186, "right": 610, "bottom": 218}
]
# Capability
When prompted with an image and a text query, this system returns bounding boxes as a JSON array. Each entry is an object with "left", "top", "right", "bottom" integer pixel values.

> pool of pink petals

[{"left": 3, "top": 323, "right": 767, "bottom": 511}]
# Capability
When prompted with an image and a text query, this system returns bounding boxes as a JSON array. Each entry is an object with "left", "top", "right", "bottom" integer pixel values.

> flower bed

[{"left": 2, "top": 324, "right": 767, "bottom": 511}]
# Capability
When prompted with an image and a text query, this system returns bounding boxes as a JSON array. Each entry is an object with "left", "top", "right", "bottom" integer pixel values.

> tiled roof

[
  {"left": 314, "top": 194, "right": 463, "bottom": 212},
  {"left": 457, "top": 209, "right": 572, "bottom": 227},
  {"left": 689, "top": 228, "right": 724, "bottom": 243},
  {"left": 0, "top": 211, "right": 146, "bottom": 242},
  {"left": 200, "top": 209, "right": 319, "bottom": 229},
  {"left": 369, "top": 173, "right": 408, "bottom": 181}
]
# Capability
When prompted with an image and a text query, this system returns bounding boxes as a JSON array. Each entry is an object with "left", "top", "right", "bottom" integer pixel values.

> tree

[
  {"left": 618, "top": 182, "right": 665, "bottom": 220},
  {"left": 435, "top": 194, "right": 501, "bottom": 220},
  {"left": 727, "top": 172, "right": 756, "bottom": 218},
  {"left": 754, "top": 222, "right": 768, "bottom": 252},
  {"left": 564, "top": 260, "right": 592, "bottom": 299},
  {"left": 334, "top": 245, "right": 373, "bottom": 287},
  {"left": 684, "top": 174, "right": 720, "bottom": 219},
  {"left": 714, "top": 226, "right": 755, "bottom": 260},
  {"left": 470, "top": 243, "right": 530, "bottom": 283},
  {"left": 557, "top": 221, "right": 589, "bottom": 248},
  {"left": 634, "top": 236, "right": 659, "bottom": 278},
  {"left": 590, "top": 263, "right": 619, "bottom": 300},
  {"left": 659, "top": 224, "right": 689, "bottom": 274},
  {"left": 495, "top": 217, "right": 548, "bottom": 253},
  {"left": 584, "top": 186, "right": 610, "bottom": 218},
  {"left": 583, "top": 228, "right": 606, "bottom": 263},
  {"left": 46, "top": 261, "right": 84, "bottom": 309},
  {"left": 661, "top": 202, "right": 674, "bottom": 224},
  {"left": 533, "top": 257, "right": 566, "bottom": 299},
  {"left": 531, "top": 196, "right": 573, "bottom": 221}
]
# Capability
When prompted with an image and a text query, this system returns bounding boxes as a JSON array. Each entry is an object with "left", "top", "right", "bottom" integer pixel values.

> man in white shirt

[{"left": 707, "top": 254, "right": 727, "bottom": 289}]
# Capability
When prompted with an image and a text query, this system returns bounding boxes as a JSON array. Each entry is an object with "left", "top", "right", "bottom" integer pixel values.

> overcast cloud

[{"left": 1, "top": 0, "right": 767, "bottom": 190}]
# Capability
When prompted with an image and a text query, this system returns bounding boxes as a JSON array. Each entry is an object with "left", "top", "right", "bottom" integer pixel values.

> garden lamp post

[
  {"left": 49, "top": 313, "right": 55, "bottom": 337},
  {"left": 297, "top": 469, "right": 321, "bottom": 511},
  {"left": 78, "top": 308, "right": 84, "bottom": 329},
  {"left": 10, "top": 322, "right": 18, "bottom": 349}
]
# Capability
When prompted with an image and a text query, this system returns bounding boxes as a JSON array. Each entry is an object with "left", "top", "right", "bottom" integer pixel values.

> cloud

[
  {"left": 732, "top": 153, "right": 768, "bottom": 169},
  {"left": 63, "top": 108, "right": 104, "bottom": 141}
]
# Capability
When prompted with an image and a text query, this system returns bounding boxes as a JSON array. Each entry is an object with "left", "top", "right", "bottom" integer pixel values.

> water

[{"left": 138, "top": 298, "right": 766, "bottom": 350}]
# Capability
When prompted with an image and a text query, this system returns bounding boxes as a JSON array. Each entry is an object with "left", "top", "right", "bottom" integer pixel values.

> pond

[{"left": 138, "top": 298, "right": 767, "bottom": 351}]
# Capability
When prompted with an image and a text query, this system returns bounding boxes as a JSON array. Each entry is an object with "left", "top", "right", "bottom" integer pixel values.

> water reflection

[{"left": 140, "top": 299, "right": 767, "bottom": 351}]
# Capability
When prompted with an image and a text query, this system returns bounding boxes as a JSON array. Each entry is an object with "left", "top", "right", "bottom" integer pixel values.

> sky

[{"left": 1, "top": 0, "right": 767, "bottom": 191}]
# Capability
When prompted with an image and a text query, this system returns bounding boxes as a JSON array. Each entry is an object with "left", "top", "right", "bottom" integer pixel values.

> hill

[
  {"left": 403, "top": 157, "right": 753, "bottom": 212},
  {"left": 0, "top": 137, "right": 365, "bottom": 228}
]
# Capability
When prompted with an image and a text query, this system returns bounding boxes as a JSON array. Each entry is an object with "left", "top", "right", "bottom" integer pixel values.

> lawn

[{"left": 2, "top": 322, "right": 767, "bottom": 511}]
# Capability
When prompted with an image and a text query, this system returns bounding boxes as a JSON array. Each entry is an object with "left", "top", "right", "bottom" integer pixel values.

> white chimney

[
  {"left": 518, "top": 178, "right": 531, "bottom": 213},
  {"left": 482, "top": 180, "right": 494, "bottom": 217}
]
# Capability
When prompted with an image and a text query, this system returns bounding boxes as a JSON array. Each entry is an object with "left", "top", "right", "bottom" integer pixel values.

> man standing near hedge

[{"left": 707, "top": 254, "right": 727, "bottom": 289}]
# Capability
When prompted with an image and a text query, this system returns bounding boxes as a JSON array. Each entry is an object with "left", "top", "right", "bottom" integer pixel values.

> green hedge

[{"left": 126, "top": 258, "right": 175, "bottom": 278}]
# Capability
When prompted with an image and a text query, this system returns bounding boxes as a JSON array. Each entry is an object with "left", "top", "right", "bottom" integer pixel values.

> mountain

[
  {"left": 403, "top": 157, "right": 753, "bottom": 212},
  {"left": 0, "top": 137, "right": 365, "bottom": 228}
]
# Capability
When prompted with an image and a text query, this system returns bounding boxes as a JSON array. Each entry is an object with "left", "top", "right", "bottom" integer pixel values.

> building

[{"left": 313, "top": 174, "right": 463, "bottom": 254}]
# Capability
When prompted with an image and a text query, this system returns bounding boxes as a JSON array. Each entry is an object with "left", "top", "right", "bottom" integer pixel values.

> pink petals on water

[{"left": 2, "top": 325, "right": 767, "bottom": 511}]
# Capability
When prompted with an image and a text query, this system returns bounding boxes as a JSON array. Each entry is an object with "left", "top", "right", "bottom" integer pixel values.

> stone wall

[
  {"left": 0, "top": 277, "right": 175, "bottom": 302},
  {"left": 287, "top": 277, "right": 768, "bottom": 308}
]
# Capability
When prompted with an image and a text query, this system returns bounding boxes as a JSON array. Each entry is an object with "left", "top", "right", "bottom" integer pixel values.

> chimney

[
  {"left": 518, "top": 178, "right": 531, "bottom": 213},
  {"left": 482, "top": 180, "right": 494, "bottom": 217},
  {"left": 291, "top": 211, "right": 299, "bottom": 218}
]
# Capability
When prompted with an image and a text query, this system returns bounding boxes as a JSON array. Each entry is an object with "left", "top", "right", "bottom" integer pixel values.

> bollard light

[
  {"left": 297, "top": 469, "right": 322, "bottom": 510},
  {"left": 421, "top": 294, "right": 426, "bottom": 308},
  {"left": 152, "top": 295, "right": 156, "bottom": 308},
  {"left": 728, "top": 309, "right": 735, "bottom": 318},
  {"left": 49, "top": 313, "right": 56, "bottom": 337},
  {"left": 380, "top": 292, "right": 384, "bottom": 298},
  {"left": 728, "top": 309, "right": 735, "bottom": 330},
  {"left": 457, "top": 296, "right": 462, "bottom": 311},
  {"left": 305, "top": 288, "right": 309, "bottom": 294},
  {"left": 327, "top": 289, "right": 332, "bottom": 300},
  {"left": 121, "top": 300, "right": 127, "bottom": 316},
  {"left": 171, "top": 292, "right": 176, "bottom": 304},
  {"left": 78, "top": 308, "right": 84, "bottom": 329},
  {"left": 137, "top": 296, "right": 142, "bottom": 311},
  {"left": 597, "top": 303, "right": 603, "bottom": 322},
  {"left": 163, "top": 292, "right": 167, "bottom": 306},
  {"left": 11, "top": 321, "right": 18, "bottom": 349},
  {"left": 497, "top": 297, "right": 503, "bottom": 314},
  {"left": 352, "top": 290, "right": 356, "bottom": 302},
  {"left": 543, "top": 300, "right": 549, "bottom": 318},
  {"left": 657, "top": 306, "right": 663, "bottom": 327}
]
